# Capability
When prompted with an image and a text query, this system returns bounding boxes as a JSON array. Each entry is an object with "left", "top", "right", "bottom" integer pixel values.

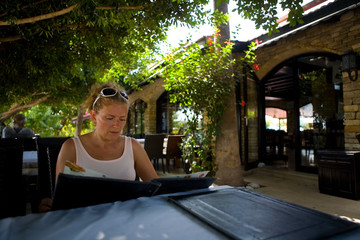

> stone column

[
  {"left": 145, "top": 101, "right": 157, "bottom": 134},
  {"left": 343, "top": 70, "right": 360, "bottom": 151}
]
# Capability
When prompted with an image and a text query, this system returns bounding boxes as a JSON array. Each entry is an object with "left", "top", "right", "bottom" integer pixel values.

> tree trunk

[
  {"left": 214, "top": 0, "right": 244, "bottom": 186},
  {"left": 75, "top": 106, "right": 84, "bottom": 137}
]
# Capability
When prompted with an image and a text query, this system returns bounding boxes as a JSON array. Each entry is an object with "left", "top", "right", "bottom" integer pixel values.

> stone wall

[{"left": 343, "top": 72, "right": 360, "bottom": 150}]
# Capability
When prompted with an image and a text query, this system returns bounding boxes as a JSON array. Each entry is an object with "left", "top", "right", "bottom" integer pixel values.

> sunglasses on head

[{"left": 92, "top": 87, "right": 128, "bottom": 110}]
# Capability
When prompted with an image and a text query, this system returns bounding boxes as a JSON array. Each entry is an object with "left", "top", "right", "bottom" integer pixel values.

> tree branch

[
  {"left": 0, "top": 2, "right": 156, "bottom": 26},
  {"left": 0, "top": 4, "right": 78, "bottom": 26},
  {"left": 0, "top": 34, "right": 22, "bottom": 42},
  {"left": 0, "top": 95, "right": 50, "bottom": 122}
]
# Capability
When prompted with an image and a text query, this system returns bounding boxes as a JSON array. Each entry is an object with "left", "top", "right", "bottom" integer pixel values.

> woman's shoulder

[
  {"left": 125, "top": 135, "right": 134, "bottom": 140},
  {"left": 62, "top": 137, "right": 75, "bottom": 147},
  {"left": 76, "top": 133, "right": 92, "bottom": 144},
  {"left": 78, "top": 132, "right": 91, "bottom": 140},
  {"left": 127, "top": 136, "right": 141, "bottom": 147},
  {"left": 123, "top": 135, "right": 134, "bottom": 141}
]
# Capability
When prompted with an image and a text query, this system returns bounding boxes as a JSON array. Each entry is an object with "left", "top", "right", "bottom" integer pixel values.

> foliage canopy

[
  {"left": 0, "top": 0, "right": 305, "bottom": 137},
  {"left": 0, "top": 0, "right": 209, "bottom": 120}
]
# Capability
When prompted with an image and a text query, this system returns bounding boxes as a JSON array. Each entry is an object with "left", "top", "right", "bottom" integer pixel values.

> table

[
  {"left": 0, "top": 186, "right": 229, "bottom": 240},
  {"left": 1, "top": 186, "right": 360, "bottom": 240}
]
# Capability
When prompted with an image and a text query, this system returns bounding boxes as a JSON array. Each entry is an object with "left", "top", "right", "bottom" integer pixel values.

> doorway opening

[{"left": 262, "top": 53, "right": 344, "bottom": 173}]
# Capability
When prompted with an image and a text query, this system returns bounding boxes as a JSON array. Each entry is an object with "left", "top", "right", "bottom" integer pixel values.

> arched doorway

[
  {"left": 156, "top": 91, "right": 183, "bottom": 135},
  {"left": 261, "top": 53, "right": 344, "bottom": 173}
]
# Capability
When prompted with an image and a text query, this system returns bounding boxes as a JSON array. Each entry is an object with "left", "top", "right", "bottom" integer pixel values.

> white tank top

[{"left": 72, "top": 136, "right": 136, "bottom": 180}]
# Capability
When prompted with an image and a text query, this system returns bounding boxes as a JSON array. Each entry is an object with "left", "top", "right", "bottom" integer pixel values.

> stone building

[
  {"left": 126, "top": 0, "right": 360, "bottom": 179},
  {"left": 237, "top": 0, "right": 360, "bottom": 173}
]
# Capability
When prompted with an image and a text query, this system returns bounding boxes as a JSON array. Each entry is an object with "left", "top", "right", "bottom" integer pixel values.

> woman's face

[{"left": 91, "top": 103, "right": 128, "bottom": 139}]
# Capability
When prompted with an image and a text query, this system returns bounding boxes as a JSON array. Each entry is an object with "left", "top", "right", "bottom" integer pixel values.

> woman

[
  {"left": 57, "top": 81, "right": 158, "bottom": 180},
  {"left": 40, "top": 82, "right": 158, "bottom": 212}
]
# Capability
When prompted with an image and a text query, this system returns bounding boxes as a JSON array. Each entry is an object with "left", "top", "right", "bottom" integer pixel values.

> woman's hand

[{"left": 38, "top": 197, "right": 52, "bottom": 213}]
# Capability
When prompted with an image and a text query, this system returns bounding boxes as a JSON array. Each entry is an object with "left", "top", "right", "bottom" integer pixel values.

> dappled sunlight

[{"left": 94, "top": 223, "right": 172, "bottom": 240}]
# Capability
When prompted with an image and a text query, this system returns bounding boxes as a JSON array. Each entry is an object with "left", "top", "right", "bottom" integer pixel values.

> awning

[{"left": 266, "top": 108, "right": 287, "bottom": 119}]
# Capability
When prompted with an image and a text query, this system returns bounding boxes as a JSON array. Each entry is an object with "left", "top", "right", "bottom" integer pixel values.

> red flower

[
  {"left": 255, "top": 39, "right": 262, "bottom": 45},
  {"left": 215, "top": 29, "right": 221, "bottom": 36},
  {"left": 224, "top": 39, "right": 232, "bottom": 45},
  {"left": 253, "top": 64, "right": 260, "bottom": 70},
  {"left": 207, "top": 37, "right": 213, "bottom": 45},
  {"left": 241, "top": 100, "right": 246, "bottom": 107}
]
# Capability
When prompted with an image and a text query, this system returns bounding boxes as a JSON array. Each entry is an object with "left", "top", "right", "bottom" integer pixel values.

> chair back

[
  {"left": 144, "top": 134, "right": 166, "bottom": 160},
  {"left": 36, "top": 137, "right": 69, "bottom": 199},
  {"left": 0, "top": 142, "right": 25, "bottom": 218},
  {"left": 132, "top": 133, "right": 145, "bottom": 139},
  {"left": 0, "top": 138, "right": 24, "bottom": 148},
  {"left": 166, "top": 135, "right": 184, "bottom": 158},
  {"left": 164, "top": 135, "right": 185, "bottom": 172},
  {"left": 144, "top": 134, "right": 166, "bottom": 172},
  {"left": 23, "top": 138, "right": 37, "bottom": 151}
]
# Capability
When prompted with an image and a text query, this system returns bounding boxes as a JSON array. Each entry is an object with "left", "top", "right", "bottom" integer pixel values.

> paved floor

[
  {"left": 243, "top": 167, "right": 360, "bottom": 223},
  {"left": 159, "top": 167, "right": 360, "bottom": 223}
]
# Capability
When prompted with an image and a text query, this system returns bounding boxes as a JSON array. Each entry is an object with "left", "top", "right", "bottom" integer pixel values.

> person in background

[
  {"left": 39, "top": 82, "right": 158, "bottom": 212},
  {"left": 2, "top": 113, "right": 35, "bottom": 138},
  {"left": 0, "top": 122, "right": 5, "bottom": 138}
]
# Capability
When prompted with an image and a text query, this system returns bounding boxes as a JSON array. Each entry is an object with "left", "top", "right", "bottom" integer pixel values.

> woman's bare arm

[{"left": 55, "top": 138, "right": 76, "bottom": 182}]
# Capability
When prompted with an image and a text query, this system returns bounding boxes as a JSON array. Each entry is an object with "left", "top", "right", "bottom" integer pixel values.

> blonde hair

[{"left": 83, "top": 82, "right": 129, "bottom": 113}]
